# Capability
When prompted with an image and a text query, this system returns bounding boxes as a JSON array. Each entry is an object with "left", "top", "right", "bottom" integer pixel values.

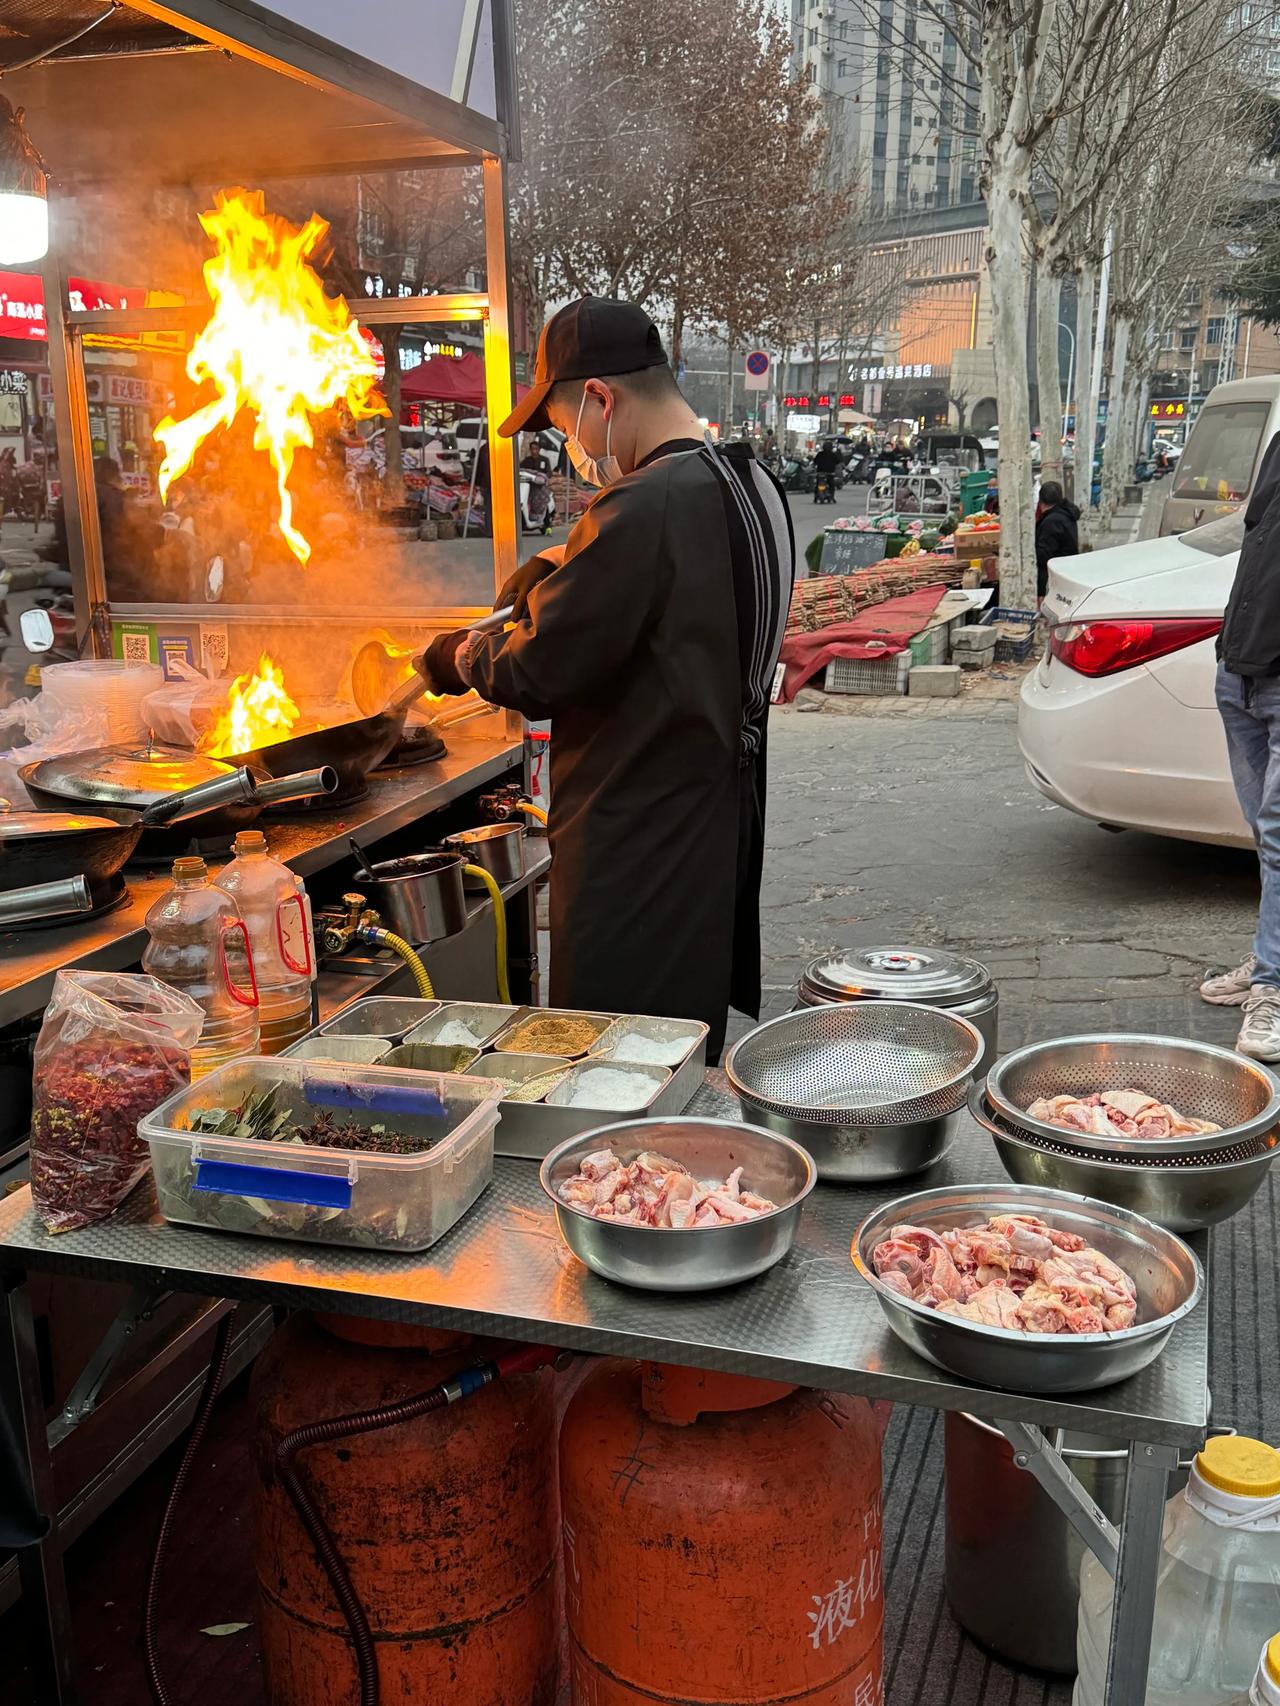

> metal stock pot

[{"left": 797, "top": 945, "right": 999, "bottom": 1058}]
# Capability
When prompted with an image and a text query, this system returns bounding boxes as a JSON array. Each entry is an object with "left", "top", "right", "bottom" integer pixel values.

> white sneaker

[
  {"left": 1200, "top": 953, "right": 1258, "bottom": 1006},
  {"left": 1237, "top": 986, "right": 1280, "bottom": 1061}
]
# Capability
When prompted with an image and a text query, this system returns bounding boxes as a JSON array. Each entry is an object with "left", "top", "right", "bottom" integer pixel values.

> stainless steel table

[{"left": 0, "top": 1088, "right": 1211, "bottom": 1705}]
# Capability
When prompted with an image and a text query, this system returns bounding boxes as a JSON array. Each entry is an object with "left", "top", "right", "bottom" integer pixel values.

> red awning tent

[{"left": 398, "top": 350, "right": 529, "bottom": 411}]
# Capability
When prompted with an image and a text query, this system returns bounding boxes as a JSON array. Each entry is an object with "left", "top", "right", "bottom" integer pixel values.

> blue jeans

[{"left": 1217, "top": 662, "right": 1280, "bottom": 986}]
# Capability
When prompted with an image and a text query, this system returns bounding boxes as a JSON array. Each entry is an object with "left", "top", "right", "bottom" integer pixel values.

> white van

[{"left": 1158, "top": 376, "right": 1280, "bottom": 536}]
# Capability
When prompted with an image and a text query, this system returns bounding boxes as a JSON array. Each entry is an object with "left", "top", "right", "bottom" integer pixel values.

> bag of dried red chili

[{"left": 30, "top": 971, "right": 205, "bottom": 1234}]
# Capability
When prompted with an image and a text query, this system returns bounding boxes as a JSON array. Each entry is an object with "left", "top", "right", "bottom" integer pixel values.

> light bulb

[{"left": 0, "top": 191, "right": 48, "bottom": 264}]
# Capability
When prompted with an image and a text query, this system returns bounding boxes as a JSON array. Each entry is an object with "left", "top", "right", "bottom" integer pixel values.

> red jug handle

[
  {"left": 276, "top": 892, "right": 313, "bottom": 976},
  {"left": 221, "top": 917, "right": 260, "bottom": 1008}
]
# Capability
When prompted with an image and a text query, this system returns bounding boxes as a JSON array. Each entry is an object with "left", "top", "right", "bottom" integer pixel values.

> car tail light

[{"left": 1048, "top": 617, "right": 1221, "bottom": 678}]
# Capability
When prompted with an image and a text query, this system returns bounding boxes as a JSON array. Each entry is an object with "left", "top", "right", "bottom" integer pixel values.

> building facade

[{"left": 789, "top": 0, "right": 983, "bottom": 218}]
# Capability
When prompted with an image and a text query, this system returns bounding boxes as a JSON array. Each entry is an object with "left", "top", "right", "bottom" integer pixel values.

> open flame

[
  {"left": 153, "top": 188, "right": 386, "bottom": 564},
  {"left": 203, "top": 653, "right": 300, "bottom": 757}
]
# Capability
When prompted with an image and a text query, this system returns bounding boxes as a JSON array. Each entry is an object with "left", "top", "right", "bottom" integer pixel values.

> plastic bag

[
  {"left": 29, "top": 971, "right": 205, "bottom": 1234},
  {"left": 141, "top": 660, "right": 227, "bottom": 748}
]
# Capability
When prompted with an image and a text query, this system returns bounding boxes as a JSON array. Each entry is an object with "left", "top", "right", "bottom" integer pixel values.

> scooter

[
  {"left": 813, "top": 470, "right": 837, "bottom": 504},
  {"left": 0, "top": 562, "right": 78, "bottom": 694},
  {"left": 779, "top": 457, "right": 817, "bottom": 494}
]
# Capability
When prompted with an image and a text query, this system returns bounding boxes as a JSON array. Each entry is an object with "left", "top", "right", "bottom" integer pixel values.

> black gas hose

[
  {"left": 273, "top": 1340, "right": 568, "bottom": 1706},
  {"left": 144, "top": 1310, "right": 234, "bottom": 1706}
]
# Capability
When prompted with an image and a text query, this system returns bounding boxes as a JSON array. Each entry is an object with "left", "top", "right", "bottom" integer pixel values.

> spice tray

[
  {"left": 296, "top": 998, "right": 709, "bottom": 1160},
  {"left": 140, "top": 1058, "right": 502, "bottom": 1253}
]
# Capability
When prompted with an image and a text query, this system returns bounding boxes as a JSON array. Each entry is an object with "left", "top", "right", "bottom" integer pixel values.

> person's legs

[
  {"left": 1219, "top": 669, "right": 1280, "bottom": 1055},
  {"left": 1201, "top": 667, "right": 1268, "bottom": 1004}
]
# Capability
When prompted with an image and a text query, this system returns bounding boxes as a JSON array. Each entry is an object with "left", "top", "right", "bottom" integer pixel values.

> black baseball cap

[{"left": 499, "top": 296, "right": 669, "bottom": 437}]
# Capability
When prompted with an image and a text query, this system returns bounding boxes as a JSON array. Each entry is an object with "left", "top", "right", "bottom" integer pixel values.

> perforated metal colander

[
  {"left": 724, "top": 1001, "right": 985, "bottom": 1127},
  {"left": 984, "top": 1033, "right": 1280, "bottom": 1159}
]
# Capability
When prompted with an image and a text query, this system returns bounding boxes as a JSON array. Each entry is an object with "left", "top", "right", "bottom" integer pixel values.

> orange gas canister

[
  {"left": 560, "top": 1360, "right": 885, "bottom": 1705},
  {"left": 252, "top": 1316, "right": 561, "bottom": 1705}
]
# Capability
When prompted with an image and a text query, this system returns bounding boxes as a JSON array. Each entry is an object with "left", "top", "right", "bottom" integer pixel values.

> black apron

[{"left": 464, "top": 440, "right": 784, "bottom": 1060}]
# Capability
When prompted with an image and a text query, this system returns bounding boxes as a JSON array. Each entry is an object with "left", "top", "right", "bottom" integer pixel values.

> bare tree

[
  {"left": 508, "top": 0, "right": 833, "bottom": 370},
  {"left": 847, "top": 0, "right": 1272, "bottom": 607}
]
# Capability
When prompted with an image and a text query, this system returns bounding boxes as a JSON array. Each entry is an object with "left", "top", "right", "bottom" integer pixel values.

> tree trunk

[
  {"left": 722, "top": 332, "right": 736, "bottom": 436},
  {"left": 809, "top": 316, "right": 822, "bottom": 403},
  {"left": 985, "top": 163, "right": 1036, "bottom": 611},
  {"left": 671, "top": 293, "right": 686, "bottom": 373},
  {"left": 1097, "top": 313, "right": 1132, "bottom": 535},
  {"left": 1035, "top": 259, "right": 1064, "bottom": 490},
  {"left": 380, "top": 325, "right": 405, "bottom": 510},
  {"left": 1073, "top": 259, "right": 1096, "bottom": 513}
]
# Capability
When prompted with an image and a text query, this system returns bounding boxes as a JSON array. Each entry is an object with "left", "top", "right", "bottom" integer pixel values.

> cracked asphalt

[{"left": 734, "top": 702, "right": 1260, "bottom": 1052}]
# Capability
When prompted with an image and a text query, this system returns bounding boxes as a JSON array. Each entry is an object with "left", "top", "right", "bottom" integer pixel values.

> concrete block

[
  {"left": 910, "top": 664, "right": 962, "bottom": 699},
  {"left": 951, "top": 623, "right": 997, "bottom": 654},
  {"left": 956, "top": 651, "right": 991, "bottom": 671}
]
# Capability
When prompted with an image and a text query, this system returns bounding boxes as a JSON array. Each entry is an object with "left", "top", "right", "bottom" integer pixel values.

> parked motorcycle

[
  {"left": 0, "top": 562, "right": 78, "bottom": 695},
  {"left": 779, "top": 457, "right": 817, "bottom": 494}
]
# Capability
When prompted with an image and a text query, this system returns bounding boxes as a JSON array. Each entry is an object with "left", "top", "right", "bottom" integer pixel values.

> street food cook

[{"left": 418, "top": 297, "right": 795, "bottom": 1060}]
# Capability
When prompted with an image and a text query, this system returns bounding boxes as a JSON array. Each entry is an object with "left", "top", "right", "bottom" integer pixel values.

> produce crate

[
  {"left": 953, "top": 525, "right": 1001, "bottom": 560},
  {"left": 908, "top": 617, "right": 953, "bottom": 667},
  {"left": 981, "top": 605, "right": 1039, "bottom": 662},
  {"left": 823, "top": 650, "right": 911, "bottom": 696}
]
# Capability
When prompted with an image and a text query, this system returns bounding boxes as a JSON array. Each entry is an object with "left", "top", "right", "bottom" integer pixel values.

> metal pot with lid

[{"left": 797, "top": 945, "right": 998, "bottom": 1057}]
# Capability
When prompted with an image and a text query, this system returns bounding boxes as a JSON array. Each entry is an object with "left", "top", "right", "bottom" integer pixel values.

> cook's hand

[
  {"left": 417, "top": 630, "right": 470, "bottom": 697},
  {"left": 496, "top": 545, "right": 566, "bottom": 621}
]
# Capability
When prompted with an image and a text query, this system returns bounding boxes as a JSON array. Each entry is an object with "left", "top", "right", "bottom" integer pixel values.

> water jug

[
  {"left": 142, "top": 856, "right": 259, "bottom": 1078},
  {"left": 1075, "top": 1437, "right": 1280, "bottom": 1706},
  {"left": 215, "top": 832, "right": 312, "bottom": 1052}
]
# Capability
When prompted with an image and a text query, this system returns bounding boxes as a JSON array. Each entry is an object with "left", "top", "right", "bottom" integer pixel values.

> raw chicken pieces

[
  {"left": 1025, "top": 1089, "right": 1220, "bottom": 1142},
  {"left": 871, "top": 1213, "right": 1138, "bottom": 1335},
  {"left": 557, "top": 1148, "right": 777, "bottom": 1227}
]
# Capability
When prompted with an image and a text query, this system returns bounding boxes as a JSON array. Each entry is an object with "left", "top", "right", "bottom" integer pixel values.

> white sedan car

[{"left": 1018, "top": 511, "right": 1251, "bottom": 848}]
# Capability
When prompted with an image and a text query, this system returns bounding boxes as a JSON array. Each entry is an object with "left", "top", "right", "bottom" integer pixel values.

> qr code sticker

[
  {"left": 121, "top": 632, "right": 152, "bottom": 665},
  {"left": 201, "top": 627, "right": 229, "bottom": 677}
]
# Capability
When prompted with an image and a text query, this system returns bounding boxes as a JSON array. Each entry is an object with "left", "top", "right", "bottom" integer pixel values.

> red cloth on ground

[{"left": 777, "top": 584, "right": 948, "bottom": 702}]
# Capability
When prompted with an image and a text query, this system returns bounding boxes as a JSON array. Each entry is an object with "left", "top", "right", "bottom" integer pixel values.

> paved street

[{"left": 745, "top": 700, "right": 1259, "bottom": 1050}]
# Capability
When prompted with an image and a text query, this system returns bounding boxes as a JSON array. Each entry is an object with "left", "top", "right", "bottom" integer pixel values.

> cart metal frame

[
  {"left": 5, "top": 0, "right": 522, "bottom": 649},
  {"left": 0, "top": 1104, "right": 1212, "bottom": 1706}
]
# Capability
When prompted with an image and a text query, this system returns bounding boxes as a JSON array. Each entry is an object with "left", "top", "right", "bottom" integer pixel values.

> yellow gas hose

[
  {"left": 358, "top": 927, "right": 435, "bottom": 999},
  {"left": 516, "top": 800, "right": 548, "bottom": 827},
  {"left": 463, "top": 864, "right": 511, "bottom": 1004}
]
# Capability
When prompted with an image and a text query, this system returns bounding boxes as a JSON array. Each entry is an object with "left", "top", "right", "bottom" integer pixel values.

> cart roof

[{"left": 2, "top": 0, "right": 513, "bottom": 179}]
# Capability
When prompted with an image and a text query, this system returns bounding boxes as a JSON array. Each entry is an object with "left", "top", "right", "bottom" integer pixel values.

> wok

[
  {"left": 241, "top": 709, "right": 409, "bottom": 801},
  {"left": 14, "top": 760, "right": 337, "bottom": 875}
]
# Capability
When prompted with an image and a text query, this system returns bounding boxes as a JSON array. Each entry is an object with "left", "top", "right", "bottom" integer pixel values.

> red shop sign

[{"left": 0, "top": 271, "right": 147, "bottom": 343}]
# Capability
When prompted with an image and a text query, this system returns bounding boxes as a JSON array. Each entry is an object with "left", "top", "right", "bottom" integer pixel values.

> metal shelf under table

[{"left": 0, "top": 1087, "right": 1212, "bottom": 1705}]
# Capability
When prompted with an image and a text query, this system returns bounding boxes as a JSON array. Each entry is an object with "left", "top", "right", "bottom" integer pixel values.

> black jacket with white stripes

[{"left": 460, "top": 437, "right": 794, "bottom": 1056}]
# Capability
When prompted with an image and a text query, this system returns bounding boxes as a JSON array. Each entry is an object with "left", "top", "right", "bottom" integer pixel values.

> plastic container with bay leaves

[{"left": 141, "top": 1057, "right": 502, "bottom": 1252}]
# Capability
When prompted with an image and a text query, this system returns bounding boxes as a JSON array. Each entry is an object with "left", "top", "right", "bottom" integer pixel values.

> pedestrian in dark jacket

[
  {"left": 1034, "top": 481, "right": 1080, "bottom": 597},
  {"left": 1202, "top": 431, "right": 1280, "bottom": 1059}
]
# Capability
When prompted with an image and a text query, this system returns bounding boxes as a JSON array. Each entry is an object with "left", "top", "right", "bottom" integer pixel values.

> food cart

[
  {"left": 0, "top": 0, "right": 549, "bottom": 1649},
  {"left": 0, "top": 10, "right": 1233, "bottom": 1706}
]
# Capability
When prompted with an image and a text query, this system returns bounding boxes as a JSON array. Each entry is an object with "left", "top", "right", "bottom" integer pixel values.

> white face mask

[{"left": 566, "top": 390, "right": 623, "bottom": 488}]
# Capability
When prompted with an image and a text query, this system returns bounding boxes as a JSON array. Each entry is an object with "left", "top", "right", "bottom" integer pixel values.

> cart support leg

[
  {"left": 1104, "top": 1439, "right": 1177, "bottom": 1706},
  {"left": 2, "top": 1273, "right": 77, "bottom": 1702}
]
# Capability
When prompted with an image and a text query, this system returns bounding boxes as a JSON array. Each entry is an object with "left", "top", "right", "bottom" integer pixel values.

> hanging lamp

[{"left": 0, "top": 95, "right": 48, "bottom": 264}]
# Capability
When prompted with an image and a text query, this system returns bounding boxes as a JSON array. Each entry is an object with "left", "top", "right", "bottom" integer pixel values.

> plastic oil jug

[
  {"left": 1075, "top": 1437, "right": 1280, "bottom": 1706},
  {"left": 215, "top": 832, "right": 313, "bottom": 1053},
  {"left": 142, "top": 856, "right": 260, "bottom": 1078},
  {"left": 1226, "top": 1632, "right": 1280, "bottom": 1706}
]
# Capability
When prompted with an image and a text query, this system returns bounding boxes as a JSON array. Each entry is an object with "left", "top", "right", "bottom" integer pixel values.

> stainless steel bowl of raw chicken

[
  {"left": 851, "top": 1183, "right": 1203, "bottom": 1394},
  {"left": 540, "top": 1118, "right": 816, "bottom": 1291}
]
